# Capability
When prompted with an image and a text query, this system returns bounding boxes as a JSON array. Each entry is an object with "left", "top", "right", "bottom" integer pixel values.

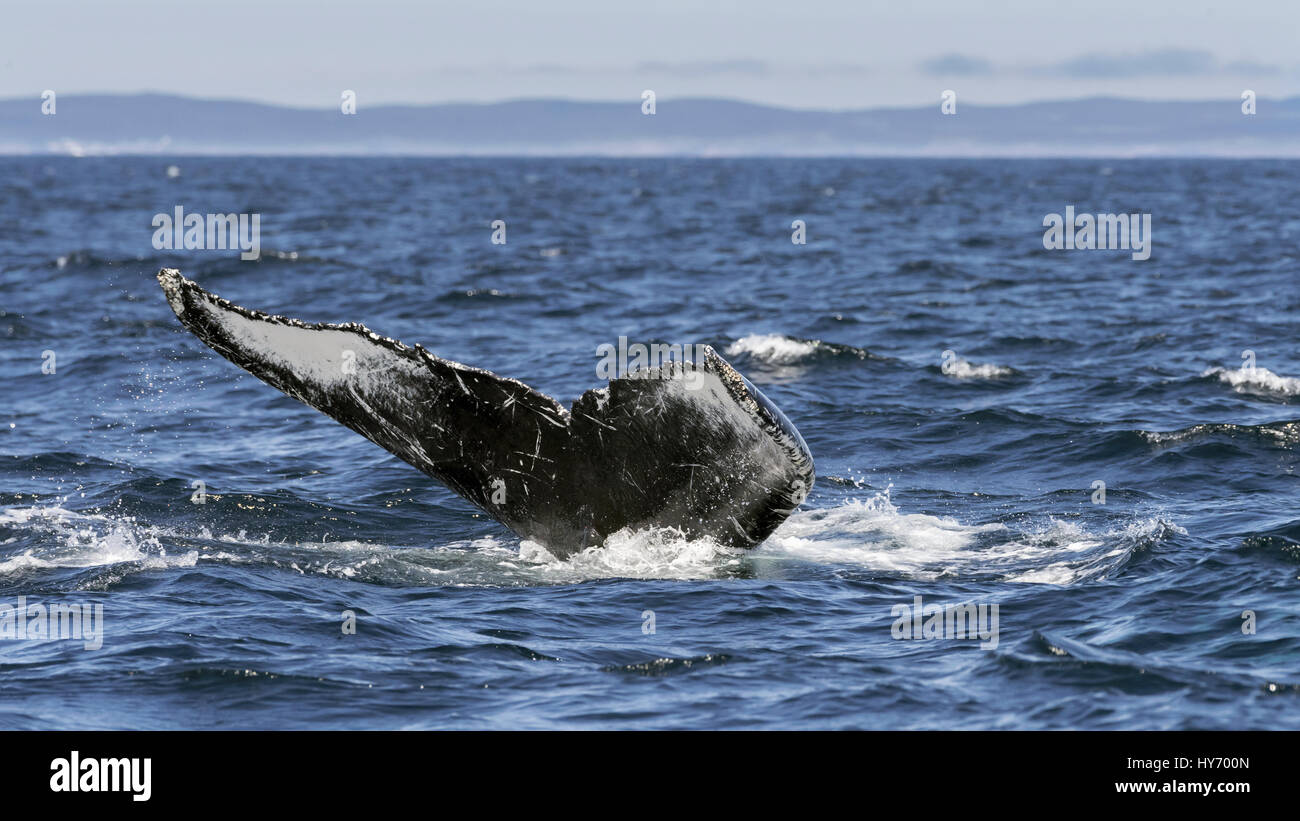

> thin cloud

[
  {"left": 913, "top": 49, "right": 1284, "bottom": 80},
  {"left": 426, "top": 60, "right": 870, "bottom": 79},
  {"left": 635, "top": 60, "right": 771, "bottom": 77},
  {"left": 1045, "top": 49, "right": 1283, "bottom": 77},
  {"left": 1223, "top": 59, "right": 1281, "bottom": 75},
  {"left": 410, "top": 52, "right": 1282, "bottom": 84},
  {"left": 1052, "top": 49, "right": 1216, "bottom": 77},
  {"left": 919, "top": 54, "right": 993, "bottom": 76}
]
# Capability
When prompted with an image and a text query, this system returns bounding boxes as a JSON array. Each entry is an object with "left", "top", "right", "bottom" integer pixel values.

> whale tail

[{"left": 157, "top": 268, "right": 814, "bottom": 557}]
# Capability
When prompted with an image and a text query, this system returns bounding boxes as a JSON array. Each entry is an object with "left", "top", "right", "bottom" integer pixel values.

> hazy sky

[{"left": 2, "top": 0, "right": 1297, "bottom": 108}]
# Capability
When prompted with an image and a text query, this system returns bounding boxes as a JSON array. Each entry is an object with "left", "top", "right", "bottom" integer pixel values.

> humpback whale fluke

[{"left": 156, "top": 268, "right": 814, "bottom": 558}]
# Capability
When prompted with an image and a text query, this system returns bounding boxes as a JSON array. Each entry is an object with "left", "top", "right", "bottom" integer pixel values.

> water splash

[
  {"left": 759, "top": 490, "right": 1181, "bottom": 585},
  {"left": 1, "top": 492, "right": 1182, "bottom": 588}
]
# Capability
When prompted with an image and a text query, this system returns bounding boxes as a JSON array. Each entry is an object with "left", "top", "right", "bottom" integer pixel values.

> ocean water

[{"left": 1, "top": 156, "right": 1297, "bottom": 729}]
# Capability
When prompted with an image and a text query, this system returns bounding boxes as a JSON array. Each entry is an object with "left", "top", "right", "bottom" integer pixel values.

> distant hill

[{"left": 1, "top": 93, "right": 1297, "bottom": 156}]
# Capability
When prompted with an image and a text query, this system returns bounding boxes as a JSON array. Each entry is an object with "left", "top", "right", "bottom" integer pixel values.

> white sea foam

[
  {"left": 0, "top": 492, "right": 1178, "bottom": 587},
  {"left": 0, "top": 506, "right": 197, "bottom": 573},
  {"left": 518, "top": 527, "right": 739, "bottom": 582},
  {"left": 726, "top": 334, "right": 820, "bottom": 364},
  {"left": 941, "top": 353, "right": 1014, "bottom": 380},
  {"left": 758, "top": 490, "right": 1179, "bottom": 585},
  {"left": 0, "top": 504, "right": 730, "bottom": 585},
  {"left": 1203, "top": 366, "right": 1300, "bottom": 397}
]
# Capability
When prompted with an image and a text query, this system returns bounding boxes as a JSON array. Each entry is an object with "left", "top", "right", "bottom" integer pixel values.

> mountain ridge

[{"left": 2, "top": 93, "right": 1297, "bottom": 156}]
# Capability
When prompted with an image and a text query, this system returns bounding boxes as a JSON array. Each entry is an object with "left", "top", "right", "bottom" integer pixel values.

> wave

[
  {"left": 1030, "top": 631, "right": 1299, "bottom": 693},
  {"left": 1139, "top": 420, "right": 1300, "bottom": 448},
  {"left": 0, "top": 506, "right": 197, "bottom": 576},
  {"left": 437, "top": 287, "right": 518, "bottom": 303},
  {"left": 48, "top": 249, "right": 153, "bottom": 270},
  {"left": 1, "top": 490, "right": 1181, "bottom": 588},
  {"left": 939, "top": 351, "right": 1015, "bottom": 380},
  {"left": 725, "top": 333, "right": 874, "bottom": 365},
  {"left": 518, "top": 528, "right": 739, "bottom": 581},
  {"left": 894, "top": 259, "right": 959, "bottom": 276},
  {"left": 601, "top": 653, "right": 732, "bottom": 676},
  {"left": 0, "top": 504, "right": 738, "bottom": 587},
  {"left": 1203, "top": 366, "right": 1300, "bottom": 398},
  {"left": 758, "top": 489, "right": 1182, "bottom": 585}
]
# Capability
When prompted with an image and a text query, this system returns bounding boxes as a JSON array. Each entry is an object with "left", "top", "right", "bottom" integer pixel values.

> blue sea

[{"left": 1, "top": 157, "right": 1297, "bottom": 729}]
